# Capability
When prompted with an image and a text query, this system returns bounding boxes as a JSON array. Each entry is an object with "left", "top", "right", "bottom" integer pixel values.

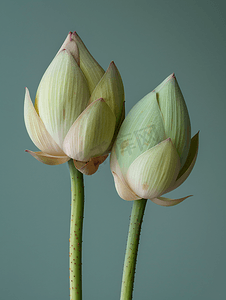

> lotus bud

[
  {"left": 24, "top": 32, "right": 125, "bottom": 174},
  {"left": 110, "top": 74, "right": 199, "bottom": 206}
]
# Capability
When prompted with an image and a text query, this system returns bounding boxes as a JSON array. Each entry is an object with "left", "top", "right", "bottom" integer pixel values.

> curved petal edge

[
  {"left": 110, "top": 144, "right": 140, "bottom": 200},
  {"left": 24, "top": 88, "right": 65, "bottom": 156},
  {"left": 112, "top": 171, "right": 141, "bottom": 201},
  {"left": 25, "top": 150, "right": 70, "bottom": 165},
  {"left": 151, "top": 195, "right": 192, "bottom": 207},
  {"left": 166, "top": 132, "right": 199, "bottom": 193}
]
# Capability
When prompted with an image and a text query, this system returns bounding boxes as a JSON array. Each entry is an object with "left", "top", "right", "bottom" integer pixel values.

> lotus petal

[
  {"left": 25, "top": 150, "right": 70, "bottom": 165},
  {"left": 114, "top": 92, "right": 166, "bottom": 176},
  {"left": 35, "top": 50, "right": 90, "bottom": 148},
  {"left": 89, "top": 61, "right": 125, "bottom": 127},
  {"left": 151, "top": 195, "right": 192, "bottom": 207},
  {"left": 72, "top": 31, "right": 105, "bottom": 94},
  {"left": 126, "top": 138, "right": 180, "bottom": 199},
  {"left": 166, "top": 132, "right": 199, "bottom": 193},
  {"left": 56, "top": 32, "right": 80, "bottom": 65},
  {"left": 154, "top": 74, "right": 191, "bottom": 167},
  {"left": 24, "top": 88, "right": 65, "bottom": 156},
  {"left": 64, "top": 39, "right": 80, "bottom": 66},
  {"left": 63, "top": 99, "right": 116, "bottom": 161}
]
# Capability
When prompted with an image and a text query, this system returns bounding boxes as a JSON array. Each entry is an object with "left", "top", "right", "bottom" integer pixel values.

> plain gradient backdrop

[{"left": 0, "top": 0, "right": 225, "bottom": 299}]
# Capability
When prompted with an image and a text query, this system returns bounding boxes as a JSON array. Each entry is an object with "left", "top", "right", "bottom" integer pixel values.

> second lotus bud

[{"left": 110, "top": 74, "right": 199, "bottom": 206}]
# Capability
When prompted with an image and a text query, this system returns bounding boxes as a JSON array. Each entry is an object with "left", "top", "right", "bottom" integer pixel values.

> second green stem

[{"left": 120, "top": 199, "right": 147, "bottom": 300}]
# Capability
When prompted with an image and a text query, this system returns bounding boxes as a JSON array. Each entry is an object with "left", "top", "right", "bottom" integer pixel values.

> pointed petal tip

[
  {"left": 56, "top": 32, "right": 79, "bottom": 59},
  {"left": 167, "top": 73, "right": 176, "bottom": 82},
  {"left": 71, "top": 31, "right": 82, "bottom": 43},
  {"left": 159, "top": 137, "right": 174, "bottom": 146},
  {"left": 155, "top": 73, "right": 177, "bottom": 92},
  {"left": 72, "top": 31, "right": 78, "bottom": 36},
  {"left": 106, "top": 61, "right": 117, "bottom": 71},
  {"left": 25, "top": 149, "right": 34, "bottom": 155},
  {"left": 63, "top": 39, "right": 80, "bottom": 65},
  {"left": 97, "top": 97, "right": 105, "bottom": 102},
  {"left": 25, "top": 87, "right": 29, "bottom": 95},
  {"left": 65, "top": 31, "right": 76, "bottom": 43},
  {"left": 193, "top": 130, "right": 200, "bottom": 143}
]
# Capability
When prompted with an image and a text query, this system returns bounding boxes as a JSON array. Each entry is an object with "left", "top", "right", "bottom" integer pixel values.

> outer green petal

[
  {"left": 166, "top": 132, "right": 199, "bottom": 193},
  {"left": 72, "top": 31, "right": 105, "bottom": 93},
  {"left": 63, "top": 99, "right": 116, "bottom": 161},
  {"left": 151, "top": 195, "right": 192, "bottom": 207},
  {"left": 24, "top": 88, "right": 65, "bottom": 156},
  {"left": 155, "top": 74, "right": 191, "bottom": 167},
  {"left": 35, "top": 50, "right": 90, "bottom": 148},
  {"left": 126, "top": 138, "right": 180, "bottom": 199},
  {"left": 114, "top": 92, "right": 166, "bottom": 176},
  {"left": 25, "top": 150, "right": 70, "bottom": 165},
  {"left": 89, "top": 61, "right": 125, "bottom": 127}
]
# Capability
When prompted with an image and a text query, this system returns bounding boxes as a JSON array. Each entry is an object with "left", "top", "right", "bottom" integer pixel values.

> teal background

[{"left": 0, "top": 0, "right": 225, "bottom": 299}]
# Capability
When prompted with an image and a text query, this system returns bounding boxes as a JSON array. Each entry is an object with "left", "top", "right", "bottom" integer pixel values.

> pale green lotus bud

[
  {"left": 24, "top": 31, "right": 125, "bottom": 174},
  {"left": 110, "top": 74, "right": 199, "bottom": 206}
]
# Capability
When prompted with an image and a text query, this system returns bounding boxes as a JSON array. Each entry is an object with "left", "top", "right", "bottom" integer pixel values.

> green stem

[
  {"left": 68, "top": 159, "right": 84, "bottom": 300},
  {"left": 120, "top": 199, "right": 147, "bottom": 300}
]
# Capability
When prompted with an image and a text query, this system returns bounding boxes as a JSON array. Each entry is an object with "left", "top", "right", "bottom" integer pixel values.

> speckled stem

[
  {"left": 68, "top": 159, "right": 84, "bottom": 300},
  {"left": 120, "top": 199, "right": 147, "bottom": 300}
]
